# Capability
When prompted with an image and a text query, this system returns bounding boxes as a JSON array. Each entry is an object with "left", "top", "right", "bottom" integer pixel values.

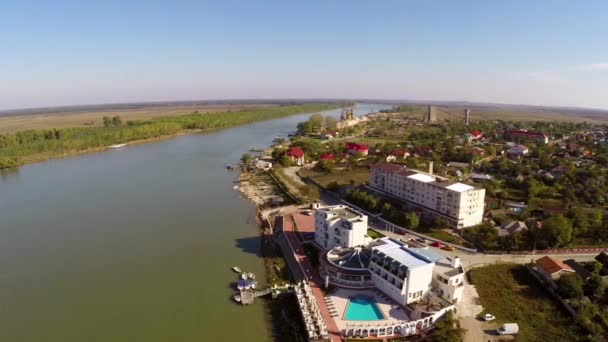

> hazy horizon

[{"left": 2, "top": 1, "right": 607, "bottom": 110}]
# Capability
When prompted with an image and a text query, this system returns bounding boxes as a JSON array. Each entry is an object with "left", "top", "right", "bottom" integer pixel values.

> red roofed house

[
  {"left": 345, "top": 143, "right": 369, "bottom": 156},
  {"left": 464, "top": 130, "right": 483, "bottom": 142},
  {"left": 319, "top": 153, "right": 335, "bottom": 161},
  {"left": 286, "top": 147, "right": 305, "bottom": 166},
  {"left": 535, "top": 256, "right": 575, "bottom": 285},
  {"left": 505, "top": 129, "right": 549, "bottom": 144}
]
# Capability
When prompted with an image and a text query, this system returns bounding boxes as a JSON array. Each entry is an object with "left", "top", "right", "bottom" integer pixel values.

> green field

[
  {"left": 298, "top": 167, "right": 370, "bottom": 188},
  {"left": 470, "top": 264, "right": 585, "bottom": 341}
]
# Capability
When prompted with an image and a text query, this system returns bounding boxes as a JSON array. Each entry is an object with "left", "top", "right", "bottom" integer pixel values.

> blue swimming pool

[{"left": 344, "top": 295, "right": 385, "bottom": 321}]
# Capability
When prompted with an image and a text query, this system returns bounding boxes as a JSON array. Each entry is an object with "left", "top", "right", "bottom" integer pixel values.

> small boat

[
  {"left": 233, "top": 185, "right": 239, "bottom": 190},
  {"left": 251, "top": 282, "right": 257, "bottom": 289},
  {"left": 248, "top": 272, "right": 255, "bottom": 279},
  {"left": 244, "top": 283, "right": 252, "bottom": 290},
  {"left": 241, "top": 273, "right": 248, "bottom": 280},
  {"left": 237, "top": 283, "right": 244, "bottom": 290},
  {"left": 108, "top": 143, "right": 127, "bottom": 149},
  {"left": 233, "top": 295, "right": 241, "bottom": 302},
  {"left": 232, "top": 266, "right": 242, "bottom": 273}
]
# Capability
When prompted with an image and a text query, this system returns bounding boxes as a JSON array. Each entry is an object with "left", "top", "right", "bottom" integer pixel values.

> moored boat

[
  {"left": 241, "top": 272, "right": 248, "bottom": 280},
  {"left": 237, "top": 283, "right": 244, "bottom": 290},
  {"left": 251, "top": 281, "right": 257, "bottom": 289},
  {"left": 109, "top": 143, "right": 127, "bottom": 149},
  {"left": 232, "top": 266, "right": 241, "bottom": 273},
  {"left": 247, "top": 272, "right": 255, "bottom": 279},
  {"left": 233, "top": 295, "right": 241, "bottom": 302}
]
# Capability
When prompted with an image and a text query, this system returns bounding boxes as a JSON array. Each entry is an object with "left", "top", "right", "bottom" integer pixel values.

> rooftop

[
  {"left": 320, "top": 205, "right": 364, "bottom": 221},
  {"left": 536, "top": 256, "right": 574, "bottom": 275},
  {"left": 407, "top": 173, "right": 435, "bottom": 183},
  {"left": 445, "top": 183, "right": 474, "bottom": 192},
  {"left": 372, "top": 238, "right": 433, "bottom": 269}
]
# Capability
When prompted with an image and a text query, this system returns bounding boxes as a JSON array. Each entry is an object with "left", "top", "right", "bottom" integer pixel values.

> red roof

[
  {"left": 287, "top": 147, "right": 304, "bottom": 158},
  {"left": 390, "top": 149, "right": 408, "bottom": 156},
  {"left": 506, "top": 129, "right": 548, "bottom": 138},
  {"left": 320, "top": 153, "right": 335, "bottom": 160},
  {"left": 345, "top": 143, "right": 369, "bottom": 152},
  {"left": 469, "top": 130, "right": 483, "bottom": 138},
  {"left": 536, "top": 256, "right": 574, "bottom": 275}
]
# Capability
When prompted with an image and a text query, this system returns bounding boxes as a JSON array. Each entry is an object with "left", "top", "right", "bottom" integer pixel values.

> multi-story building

[
  {"left": 504, "top": 129, "right": 549, "bottom": 144},
  {"left": 314, "top": 205, "right": 370, "bottom": 249},
  {"left": 370, "top": 163, "right": 485, "bottom": 229},
  {"left": 368, "top": 238, "right": 464, "bottom": 305}
]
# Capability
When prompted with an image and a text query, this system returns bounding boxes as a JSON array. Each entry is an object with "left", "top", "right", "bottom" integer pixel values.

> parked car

[
  {"left": 430, "top": 241, "right": 444, "bottom": 248},
  {"left": 441, "top": 245, "right": 455, "bottom": 251},
  {"left": 483, "top": 313, "right": 495, "bottom": 321},
  {"left": 497, "top": 323, "right": 519, "bottom": 335},
  {"left": 415, "top": 238, "right": 428, "bottom": 244}
]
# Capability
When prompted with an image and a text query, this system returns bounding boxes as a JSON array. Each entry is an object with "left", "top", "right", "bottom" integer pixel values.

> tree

[
  {"left": 571, "top": 206, "right": 589, "bottom": 236},
  {"left": 309, "top": 114, "right": 324, "bottom": 132},
  {"left": 430, "top": 311, "right": 465, "bottom": 342},
  {"left": 542, "top": 215, "right": 573, "bottom": 247},
  {"left": 279, "top": 155, "right": 294, "bottom": 167},
  {"left": 324, "top": 116, "right": 337, "bottom": 131},
  {"left": 111, "top": 116, "right": 122, "bottom": 126},
  {"left": 404, "top": 211, "right": 420, "bottom": 230},
  {"left": 102, "top": 116, "right": 112, "bottom": 128},
  {"left": 241, "top": 153, "right": 254, "bottom": 167},
  {"left": 557, "top": 273, "right": 583, "bottom": 299}
]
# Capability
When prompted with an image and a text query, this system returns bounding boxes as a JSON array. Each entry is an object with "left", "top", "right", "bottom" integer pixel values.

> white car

[{"left": 483, "top": 313, "right": 496, "bottom": 321}]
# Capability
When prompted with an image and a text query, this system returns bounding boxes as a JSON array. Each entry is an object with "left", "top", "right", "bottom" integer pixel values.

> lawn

[
  {"left": 367, "top": 229, "right": 385, "bottom": 239},
  {"left": 425, "top": 229, "right": 462, "bottom": 245},
  {"left": 298, "top": 167, "right": 370, "bottom": 188},
  {"left": 469, "top": 264, "right": 585, "bottom": 342}
]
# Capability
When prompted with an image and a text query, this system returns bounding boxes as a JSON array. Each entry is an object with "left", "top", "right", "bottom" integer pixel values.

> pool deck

[{"left": 324, "top": 288, "right": 411, "bottom": 331}]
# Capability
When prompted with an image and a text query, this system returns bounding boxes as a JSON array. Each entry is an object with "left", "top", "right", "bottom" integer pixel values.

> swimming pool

[{"left": 344, "top": 295, "right": 385, "bottom": 321}]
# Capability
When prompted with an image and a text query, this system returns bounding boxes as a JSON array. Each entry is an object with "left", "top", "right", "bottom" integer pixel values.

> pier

[{"left": 239, "top": 288, "right": 272, "bottom": 305}]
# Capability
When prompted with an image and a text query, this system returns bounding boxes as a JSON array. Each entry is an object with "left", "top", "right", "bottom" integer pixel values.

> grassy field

[
  {"left": 298, "top": 167, "right": 370, "bottom": 188},
  {"left": 425, "top": 229, "right": 462, "bottom": 244},
  {"left": 367, "top": 229, "right": 385, "bottom": 239},
  {"left": 435, "top": 105, "right": 608, "bottom": 124},
  {"left": 469, "top": 264, "right": 585, "bottom": 342},
  {"left": 0, "top": 104, "right": 275, "bottom": 133}
]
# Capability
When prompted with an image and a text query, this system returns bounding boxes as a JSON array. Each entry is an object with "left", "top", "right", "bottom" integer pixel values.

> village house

[
  {"left": 386, "top": 149, "right": 409, "bottom": 162},
  {"left": 499, "top": 220, "right": 527, "bottom": 236},
  {"left": 534, "top": 256, "right": 575, "bottom": 286},
  {"left": 507, "top": 144, "right": 529, "bottom": 157},
  {"left": 504, "top": 129, "right": 549, "bottom": 144},
  {"left": 319, "top": 153, "right": 335, "bottom": 161},
  {"left": 464, "top": 130, "right": 483, "bottom": 142},
  {"left": 286, "top": 147, "right": 305, "bottom": 166},
  {"left": 345, "top": 143, "right": 369, "bottom": 156}
]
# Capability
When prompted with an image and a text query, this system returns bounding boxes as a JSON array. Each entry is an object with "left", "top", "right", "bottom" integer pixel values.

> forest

[{"left": 0, "top": 103, "right": 340, "bottom": 169}]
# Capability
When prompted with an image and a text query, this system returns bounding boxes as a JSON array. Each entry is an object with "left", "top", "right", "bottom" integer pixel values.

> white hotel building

[
  {"left": 314, "top": 204, "right": 371, "bottom": 249},
  {"left": 368, "top": 238, "right": 464, "bottom": 305},
  {"left": 370, "top": 163, "right": 485, "bottom": 229}
]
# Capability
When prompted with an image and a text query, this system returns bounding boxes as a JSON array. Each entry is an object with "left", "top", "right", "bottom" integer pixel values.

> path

[{"left": 282, "top": 212, "right": 342, "bottom": 342}]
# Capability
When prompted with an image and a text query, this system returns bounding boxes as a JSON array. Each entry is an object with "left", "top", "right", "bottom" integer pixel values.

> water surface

[{"left": 0, "top": 103, "right": 390, "bottom": 342}]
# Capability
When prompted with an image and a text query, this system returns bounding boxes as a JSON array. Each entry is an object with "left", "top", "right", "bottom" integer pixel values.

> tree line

[{"left": 0, "top": 103, "right": 340, "bottom": 169}]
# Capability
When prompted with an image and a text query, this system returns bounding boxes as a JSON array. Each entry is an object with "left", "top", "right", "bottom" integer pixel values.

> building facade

[
  {"left": 314, "top": 205, "right": 370, "bottom": 249},
  {"left": 370, "top": 163, "right": 485, "bottom": 228}
]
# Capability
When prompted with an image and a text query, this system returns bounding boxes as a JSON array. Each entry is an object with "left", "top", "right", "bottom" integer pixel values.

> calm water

[{"left": 0, "top": 103, "right": 390, "bottom": 342}]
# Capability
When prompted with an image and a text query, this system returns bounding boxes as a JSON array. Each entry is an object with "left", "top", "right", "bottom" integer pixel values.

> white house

[
  {"left": 314, "top": 205, "right": 370, "bottom": 249},
  {"left": 507, "top": 145, "right": 529, "bottom": 157},
  {"left": 370, "top": 163, "right": 485, "bottom": 229}
]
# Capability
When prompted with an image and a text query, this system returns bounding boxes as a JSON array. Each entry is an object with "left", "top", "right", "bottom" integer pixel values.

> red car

[{"left": 430, "top": 241, "right": 444, "bottom": 248}]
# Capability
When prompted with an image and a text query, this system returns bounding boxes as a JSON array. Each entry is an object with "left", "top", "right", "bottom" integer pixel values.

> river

[{"left": 0, "top": 103, "right": 390, "bottom": 342}]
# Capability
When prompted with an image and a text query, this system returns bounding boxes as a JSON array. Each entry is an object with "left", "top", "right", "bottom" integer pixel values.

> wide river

[{"left": 0, "top": 103, "right": 390, "bottom": 342}]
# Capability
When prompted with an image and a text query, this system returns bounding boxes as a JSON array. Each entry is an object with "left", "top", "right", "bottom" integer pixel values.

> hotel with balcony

[
  {"left": 314, "top": 204, "right": 371, "bottom": 249},
  {"left": 370, "top": 163, "right": 485, "bottom": 229}
]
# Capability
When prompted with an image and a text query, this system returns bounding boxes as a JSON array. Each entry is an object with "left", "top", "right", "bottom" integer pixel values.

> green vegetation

[
  {"left": 366, "top": 229, "right": 385, "bottom": 239},
  {"left": 298, "top": 167, "right": 370, "bottom": 188},
  {"left": 557, "top": 273, "right": 584, "bottom": 299},
  {"left": 429, "top": 311, "right": 465, "bottom": 342},
  {"left": 0, "top": 103, "right": 340, "bottom": 169},
  {"left": 469, "top": 264, "right": 585, "bottom": 341}
]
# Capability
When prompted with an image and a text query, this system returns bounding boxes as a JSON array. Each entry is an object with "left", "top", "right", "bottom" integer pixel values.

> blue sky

[{"left": 2, "top": 0, "right": 608, "bottom": 110}]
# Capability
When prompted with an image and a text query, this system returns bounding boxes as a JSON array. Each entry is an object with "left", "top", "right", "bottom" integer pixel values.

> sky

[{"left": 1, "top": 0, "right": 608, "bottom": 110}]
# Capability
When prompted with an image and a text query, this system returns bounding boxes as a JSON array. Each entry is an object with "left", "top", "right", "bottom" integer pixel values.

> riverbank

[{"left": 0, "top": 103, "right": 342, "bottom": 169}]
